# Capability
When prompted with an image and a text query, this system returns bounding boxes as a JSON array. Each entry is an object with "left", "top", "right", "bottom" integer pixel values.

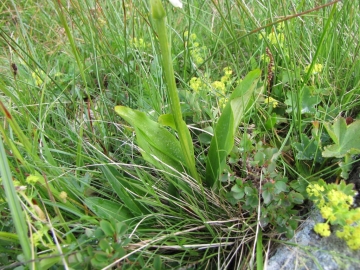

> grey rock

[{"left": 266, "top": 209, "right": 360, "bottom": 270}]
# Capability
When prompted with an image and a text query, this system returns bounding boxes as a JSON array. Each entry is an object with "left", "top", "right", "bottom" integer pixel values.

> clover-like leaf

[
  {"left": 322, "top": 118, "right": 360, "bottom": 158},
  {"left": 293, "top": 133, "right": 323, "bottom": 163}
]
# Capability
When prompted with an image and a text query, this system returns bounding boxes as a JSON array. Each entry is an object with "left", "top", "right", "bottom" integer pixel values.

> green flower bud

[{"left": 150, "top": 0, "right": 166, "bottom": 20}]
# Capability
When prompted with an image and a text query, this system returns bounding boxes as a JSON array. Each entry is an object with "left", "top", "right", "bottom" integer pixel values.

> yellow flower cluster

[
  {"left": 190, "top": 67, "right": 233, "bottom": 95},
  {"left": 211, "top": 80, "right": 225, "bottom": 93},
  {"left": 314, "top": 222, "right": 331, "bottom": 237},
  {"left": 130, "top": 37, "right": 149, "bottom": 49},
  {"left": 184, "top": 31, "right": 207, "bottom": 65},
  {"left": 264, "top": 97, "right": 279, "bottom": 108},
  {"left": 337, "top": 222, "right": 360, "bottom": 250},
  {"left": 306, "top": 183, "right": 324, "bottom": 197},
  {"left": 189, "top": 67, "right": 234, "bottom": 109},
  {"left": 307, "top": 180, "right": 360, "bottom": 249},
  {"left": 189, "top": 77, "right": 205, "bottom": 93},
  {"left": 258, "top": 22, "right": 286, "bottom": 47},
  {"left": 32, "top": 69, "right": 45, "bottom": 86},
  {"left": 304, "top": 63, "right": 323, "bottom": 74},
  {"left": 259, "top": 31, "right": 285, "bottom": 47},
  {"left": 268, "top": 32, "right": 285, "bottom": 46}
]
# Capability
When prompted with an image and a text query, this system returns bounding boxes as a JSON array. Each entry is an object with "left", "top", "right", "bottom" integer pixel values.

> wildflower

[
  {"left": 131, "top": 38, "right": 147, "bottom": 49},
  {"left": 346, "top": 228, "right": 360, "bottom": 250},
  {"left": 260, "top": 53, "right": 270, "bottom": 63},
  {"left": 267, "top": 32, "right": 285, "bottom": 46},
  {"left": 306, "top": 183, "right": 324, "bottom": 198},
  {"left": 336, "top": 225, "right": 352, "bottom": 240},
  {"left": 264, "top": 97, "right": 279, "bottom": 108},
  {"left": 190, "top": 33, "right": 197, "bottom": 40},
  {"left": 189, "top": 77, "right": 203, "bottom": 92},
  {"left": 320, "top": 206, "right": 335, "bottom": 221},
  {"left": 314, "top": 222, "right": 331, "bottom": 237},
  {"left": 169, "top": 0, "right": 182, "bottom": 8},
  {"left": 32, "top": 69, "right": 45, "bottom": 86},
  {"left": 218, "top": 97, "right": 228, "bottom": 108},
  {"left": 258, "top": 31, "right": 266, "bottom": 40},
  {"left": 26, "top": 174, "right": 41, "bottom": 185},
  {"left": 276, "top": 22, "right": 285, "bottom": 32},
  {"left": 236, "top": 79, "right": 243, "bottom": 87},
  {"left": 211, "top": 81, "right": 226, "bottom": 94},
  {"left": 32, "top": 230, "right": 45, "bottom": 247},
  {"left": 223, "top": 67, "right": 232, "bottom": 76},
  {"left": 304, "top": 63, "right": 323, "bottom": 74}
]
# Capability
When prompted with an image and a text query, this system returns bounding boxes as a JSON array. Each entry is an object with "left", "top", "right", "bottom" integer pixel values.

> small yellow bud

[{"left": 59, "top": 191, "right": 68, "bottom": 203}]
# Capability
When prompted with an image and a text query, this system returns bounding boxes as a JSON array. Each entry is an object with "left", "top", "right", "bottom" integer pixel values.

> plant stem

[{"left": 150, "top": 0, "right": 199, "bottom": 182}]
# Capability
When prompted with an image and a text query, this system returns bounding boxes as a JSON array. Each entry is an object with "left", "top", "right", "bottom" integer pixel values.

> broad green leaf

[
  {"left": 262, "top": 189, "right": 272, "bottom": 204},
  {"left": 293, "top": 133, "right": 323, "bottom": 163},
  {"left": 39, "top": 254, "right": 60, "bottom": 270},
  {"left": 274, "top": 181, "right": 288, "bottom": 194},
  {"left": 115, "top": 106, "right": 186, "bottom": 173},
  {"left": 289, "top": 191, "right": 304, "bottom": 204},
  {"left": 99, "top": 239, "right": 112, "bottom": 252},
  {"left": 285, "top": 86, "right": 320, "bottom": 114},
  {"left": 322, "top": 118, "right": 360, "bottom": 158},
  {"left": 158, "top": 113, "right": 176, "bottom": 130},
  {"left": 100, "top": 220, "right": 115, "bottom": 237},
  {"left": 205, "top": 69, "right": 261, "bottom": 188},
  {"left": 84, "top": 197, "right": 134, "bottom": 222}
]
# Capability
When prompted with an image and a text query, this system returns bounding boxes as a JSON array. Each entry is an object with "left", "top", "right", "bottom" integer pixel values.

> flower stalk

[{"left": 150, "top": 0, "right": 199, "bottom": 182}]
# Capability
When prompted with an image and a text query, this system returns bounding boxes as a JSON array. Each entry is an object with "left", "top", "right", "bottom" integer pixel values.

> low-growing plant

[{"left": 307, "top": 179, "right": 360, "bottom": 250}]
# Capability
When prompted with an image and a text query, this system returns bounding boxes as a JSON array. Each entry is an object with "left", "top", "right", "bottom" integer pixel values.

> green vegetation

[{"left": 0, "top": 0, "right": 359, "bottom": 269}]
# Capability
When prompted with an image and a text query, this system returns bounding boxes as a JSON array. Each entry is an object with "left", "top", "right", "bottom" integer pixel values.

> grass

[{"left": 0, "top": 0, "right": 359, "bottom": 269}]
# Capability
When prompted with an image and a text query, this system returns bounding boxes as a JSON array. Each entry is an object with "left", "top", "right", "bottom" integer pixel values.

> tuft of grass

[{"left": 0, "top": 0, "right": 359, "bottom": 268}]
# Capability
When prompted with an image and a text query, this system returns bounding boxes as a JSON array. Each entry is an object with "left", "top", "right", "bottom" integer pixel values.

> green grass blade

[
  {"left": 100, "top": 164, "right": 149, "bottom": 215},
  {"left": 0, "top": 135, "right": 35, "bottom": 268}
]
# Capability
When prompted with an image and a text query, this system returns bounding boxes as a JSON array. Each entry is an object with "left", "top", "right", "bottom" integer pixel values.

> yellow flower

[
  {"left": 131, "top": 38, "right": 147, "bottom": 49},
  {"left": 306, "top": 183, "right": 324, "bottom": 197},
  {"left": 314, "top": 222, "right": 331, "bottom": 237},
  {"left": 190, "top": 77, "right": 203, "bottom": 92},
  {"left": 347, "top": 233, "right": 360, "bottom": 250},
  {"left": 190, "top": 33, "right": 197, "bottom": 40},
  {"left": 264, "top": 97, "right": 279, "bottom": 108},
  {"left": 260, "top": 53, "right": 270, "bottom": 63},
  {"left": 26, "top": 174, "right": 41, "bottom": 185},
  {"left": 211, "top": 80, "right": 226, "bottom": 94},
  {"left": 304, "top": 63, "right": 323, "bottom": 74},
  {"left": 32, "top": 69, "right": 45, "bottom": 86},
  {"left": 276, "top": 22, "right": 285, "bottom": 32},
  {"left": 336, "top": 225, "right": 352, "bottom": 240},
  {"left": 258, "top": 31, "right": 266, "bottom": 40},
  {"left": 267, "top": 32, "right": 285, "bottom": 46},
  {"left": 59, "top": 191, "right": 68, "bottom": 203},
  {"left": 223, "top": 67, "right": 232, "bottom": 76},
  {"left": 320, "top": 206, "right": 335, "bottom": 220},
  {"left": 218, "top": 97, "right": 228, "bottom": 108}
]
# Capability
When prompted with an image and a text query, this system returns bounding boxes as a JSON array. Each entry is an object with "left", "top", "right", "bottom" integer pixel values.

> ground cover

[{"left": 0, "top": 0, "right": 359, "bottom": 269}]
